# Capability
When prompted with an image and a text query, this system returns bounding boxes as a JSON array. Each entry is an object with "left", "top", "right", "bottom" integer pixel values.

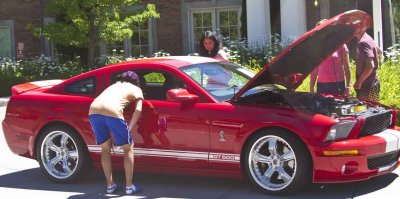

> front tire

[
  {"left": 37, "top": 125, "right": 89, "bottom": 182},
  {"left": 244, "top": 129, "right": 312, "bottom": 194}
]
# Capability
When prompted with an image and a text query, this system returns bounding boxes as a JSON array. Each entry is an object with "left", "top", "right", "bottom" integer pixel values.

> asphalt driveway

[{"left": 1, "top": 106, "right": 399, "bottom": 199}]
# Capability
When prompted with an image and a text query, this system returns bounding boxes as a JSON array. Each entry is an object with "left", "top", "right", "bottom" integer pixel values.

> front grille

[
  {"left": 359, "top": 111, "right": 392, "bottom": 137},
  {"left": 367, "top": 150, "right": 400, "bottom": 170}
]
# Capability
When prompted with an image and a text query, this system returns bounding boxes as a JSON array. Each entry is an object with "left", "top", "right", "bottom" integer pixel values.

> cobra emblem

[{"left": 219, "top": 131, "right": 226, "bottom": 142}]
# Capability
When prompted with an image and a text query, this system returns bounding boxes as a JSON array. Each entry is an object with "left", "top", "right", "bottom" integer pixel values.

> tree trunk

[
  {"left": 87, "top": 12, "right": 97, "bottom": 68},
  {"left": 87, "top": 46, "right": 95, "bottom": 69}
]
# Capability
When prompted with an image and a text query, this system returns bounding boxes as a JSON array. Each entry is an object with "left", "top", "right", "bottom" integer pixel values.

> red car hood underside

[{"left": 232, "top": 10, "right": 372, "bottom": 101}]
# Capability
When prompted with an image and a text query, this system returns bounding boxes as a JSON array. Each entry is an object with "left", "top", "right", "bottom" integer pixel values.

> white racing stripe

[
  {"left": 374, "top": 129, "right": 400, "bottom": 153},
  {"left": 87, "top": 145, "right": 240, "bottom": 163},
  {"left": 385, "top": 129, "right": 400, "bottom": 149}
]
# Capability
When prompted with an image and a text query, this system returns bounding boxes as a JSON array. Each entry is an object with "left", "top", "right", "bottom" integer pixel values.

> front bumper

[{"left": 313, "top": 128, "right": 400, "bottom": 183}]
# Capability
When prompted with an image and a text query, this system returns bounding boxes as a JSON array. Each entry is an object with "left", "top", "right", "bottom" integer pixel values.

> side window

[
  {"left": 143, "top": 72, "right": 165, "bottom": 83},
  {"left": 64, "top": 77, "right": 96, "bottom": 95},
  {"left": 111, "top": 69, "right": 185, "bottom": 101},
  {"left": 144, "top": 72, "right": 185, "bottom": 101}
]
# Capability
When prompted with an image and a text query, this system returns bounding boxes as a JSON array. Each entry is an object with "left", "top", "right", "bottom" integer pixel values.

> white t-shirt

[{"left": 89, "top": 82, "right": 143, "bottom": 119}]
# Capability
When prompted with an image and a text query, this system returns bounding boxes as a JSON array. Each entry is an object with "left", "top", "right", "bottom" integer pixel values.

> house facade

[
  {"left": 0, "top": 0, "right": 398, "bottom": 59},
  {"left": 247, "top": 0, "right": 399, "bottom": 50}
]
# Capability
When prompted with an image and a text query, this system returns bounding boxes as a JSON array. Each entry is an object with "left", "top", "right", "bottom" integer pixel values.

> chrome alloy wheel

[
  {"left": 40, "top": 130, "right": 79, "bottom": 179},
  {"left": 248, "top": 135, "right": 297, "bottom": 191}
]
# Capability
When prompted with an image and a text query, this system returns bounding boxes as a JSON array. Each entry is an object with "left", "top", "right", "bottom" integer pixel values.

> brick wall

[
  {"left": 147, "top": 0, "right": 183, "bottom": 55},
  {"left": 1, "top": 0, "right": 213, "bottom": 57},
  {"left": 0, "top": 0, "right": 44, "bottom": 57}
]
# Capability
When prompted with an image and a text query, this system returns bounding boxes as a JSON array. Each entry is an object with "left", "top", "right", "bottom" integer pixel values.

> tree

[{"left": 33, "top": 0, "right": 159, "bottom": 67}]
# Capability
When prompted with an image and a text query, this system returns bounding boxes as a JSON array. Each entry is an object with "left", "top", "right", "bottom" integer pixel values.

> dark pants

[
  {"left": 317, "top": 81, "right": 345, "bottom": 95},
  {"left": 356, "top": 81, "right": 380, "bottom": 102}
]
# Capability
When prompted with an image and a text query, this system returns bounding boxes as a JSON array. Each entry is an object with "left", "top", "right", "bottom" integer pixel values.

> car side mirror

[{"left": 166, "top": 88, "right": 199, "bottom": 103}]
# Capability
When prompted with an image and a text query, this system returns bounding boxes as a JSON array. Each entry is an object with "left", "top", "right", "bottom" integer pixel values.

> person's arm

[
  {"left": 128, "top": 99, "right": 143, "bottom": 132},
  {"left": 309, "top": 68, "right": 318, "bottom": 93},
  {"left": 342, "top": 51, "right": 351, "bottom": 96},
  {"left": 353, "top": 57, "right": 374, "bottom": 89},
  {"left": 377, "top": 47, "right": 383, "bottom": 57}
]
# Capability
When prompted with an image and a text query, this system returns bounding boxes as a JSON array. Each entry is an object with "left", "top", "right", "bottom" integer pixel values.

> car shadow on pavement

[{"left": 0, "top": 167, "right": 398, "bottom": 199}]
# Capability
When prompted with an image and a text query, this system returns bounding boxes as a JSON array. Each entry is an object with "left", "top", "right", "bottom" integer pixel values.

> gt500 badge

[{"left": 209, "top": 153, "right": 240, "bottom": 162}]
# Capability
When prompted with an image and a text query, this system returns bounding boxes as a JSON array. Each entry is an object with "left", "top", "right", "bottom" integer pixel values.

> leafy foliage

[
  {"left": 296, "top": 50, "right": 400, "bottom": 109},
  {"left": 0, "top": 56, "right": 83, "bottom": 96},
  {"left": 223, "top": 34, "right": 286, "bottom": 71},
  {"left": 30, "top": 0, "right": 159, "bottom": 67},
  {"left": 33, "top": 0, "right": 159, "bottom": 47}
]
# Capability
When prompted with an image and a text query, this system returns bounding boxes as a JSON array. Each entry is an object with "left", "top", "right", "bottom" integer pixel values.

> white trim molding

[{"left": 372, "top": 0, "right": 383, "bottom": 48}]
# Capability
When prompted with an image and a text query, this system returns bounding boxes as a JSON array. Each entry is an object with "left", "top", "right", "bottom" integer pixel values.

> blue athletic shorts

[{"left": 89, "top": 114, "right": 133, "bottom": 146}]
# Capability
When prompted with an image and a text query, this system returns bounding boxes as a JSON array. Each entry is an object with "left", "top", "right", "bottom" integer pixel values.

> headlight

[{"left": 324, "top": 120, "right": 357, "bottom": 142}]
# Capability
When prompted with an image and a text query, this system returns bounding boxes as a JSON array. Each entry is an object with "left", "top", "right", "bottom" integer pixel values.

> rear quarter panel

[{"left": 4, "top": 91, "right": 94, "bottom": 158}]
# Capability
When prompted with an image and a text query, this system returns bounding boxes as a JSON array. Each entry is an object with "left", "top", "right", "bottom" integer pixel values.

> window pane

[
  {"left": 193, "top": 13, "right": 202, "bottom": 27},
  {"left": 64, "top": 77, "right": 95, "bottom": 94},
  {"left": 141, "top": 46, "right": 149, "bottom": 56},
  {"left": 107, "top": 40, "right": 124, "bottom": 54},
  {"left": 220, "top": 27, "right": 229, "bottom": 38},
  {"left": 229, "top": 11, "right": 238, "bottom": 25},
  {"left": 140, "top": 31, "right": 149, "bottom": 45},
  {"left": 131, "top": 22, "right": 138, "bottom": 30},
  {"left": 131, "top": 20, "right": 149, "bottom": 57},
  {"left": 220, "top": 11, "right": 229, "bottom": 26},
  {"left": 195, "top": 28, "right": 204, "bottom": 42},
  {"left": 203, "top": 13, "right": 212, "bottom": 27},
  {"left": 139, "top": 20, "right": 148, "bottom": 31},
  {"left": 0, "top": 26, "right": 11, "bottom": 57},
  {"left": 144, "top": 72, "right": 165, "bottom": 83},
  {"left": 231, "top": 27, "right": 238, "bottom": 40},
  {"left": 132, "top": 46, "right": 141, "bottom": 57},
  {"left": 131, "top": 32, "right": 140, "bottom": 45}
]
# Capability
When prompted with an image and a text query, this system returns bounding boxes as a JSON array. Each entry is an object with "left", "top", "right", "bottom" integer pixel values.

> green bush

[
  {"left": 223, "top": 35, "right": 285, "bottom": 70},
  {"left": 0, "top": 56, "right": 84, "bottom": 96},
  {"left": 0, "top": 50, "right": 173, "bottom": 97}
]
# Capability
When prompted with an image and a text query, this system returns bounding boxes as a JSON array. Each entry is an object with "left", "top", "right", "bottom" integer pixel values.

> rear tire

[
  {"left": 243, "top": 129, "right": 312, "bottom": 194},
  {"left": 37, "top": 125, "right": 89, "bottom": 182}
]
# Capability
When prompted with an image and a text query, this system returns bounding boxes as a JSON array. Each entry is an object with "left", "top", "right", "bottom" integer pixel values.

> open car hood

[{"left": 232, "top": 10, "right": 371, "bottom": 101}]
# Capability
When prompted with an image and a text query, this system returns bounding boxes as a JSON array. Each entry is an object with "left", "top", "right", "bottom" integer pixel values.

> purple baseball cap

[{"left": 121, "top": 71, "right": 140, "bottom": 85}]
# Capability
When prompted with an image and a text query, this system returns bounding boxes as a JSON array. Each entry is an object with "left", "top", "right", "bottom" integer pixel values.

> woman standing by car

[
  {"left": 310, "top": 19, "right": 351, "bottom": 96},
  {"left": 199, "top": 31, "right": 228, "bottom": 61},
  {"left": 199, "top": 31, "right": 231, "bottom": 88}
]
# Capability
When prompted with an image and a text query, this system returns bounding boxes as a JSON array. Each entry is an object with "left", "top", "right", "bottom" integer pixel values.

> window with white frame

[
  {"left": 189, "top": 8, "right": 241, "bottom": 53},
  {"left": 192, "top": 11, "right": 214, "bottom": 53},
  {"left": 218, "top": 10, "right": 239, "bottom": 40},
  {"left": 0, "top": 20, "right": 14, "bottom": 58},
  {"left": 106, "top": 20, "right": 151, "bottom": 58},
  {"left": 131, "top": 20, "right": 150, "bottom": 57}
]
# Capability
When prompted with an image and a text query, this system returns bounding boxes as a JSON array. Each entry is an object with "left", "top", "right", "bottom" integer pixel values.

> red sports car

[{"left": 2, "top": 10, "right": 400, "bottom": 194}]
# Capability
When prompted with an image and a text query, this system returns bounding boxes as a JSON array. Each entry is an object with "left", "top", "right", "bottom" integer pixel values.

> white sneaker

[
  {"left": 126, "top": 184, "right": 140, "bottom": 195},
  {"left": 106, "top": 183, "right": 117, "bottom": 194}
]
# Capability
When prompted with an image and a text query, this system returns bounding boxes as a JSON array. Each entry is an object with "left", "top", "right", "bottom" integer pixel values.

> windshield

[{"left": 180, "top": 62, "right": 255, "bottom": 102}]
